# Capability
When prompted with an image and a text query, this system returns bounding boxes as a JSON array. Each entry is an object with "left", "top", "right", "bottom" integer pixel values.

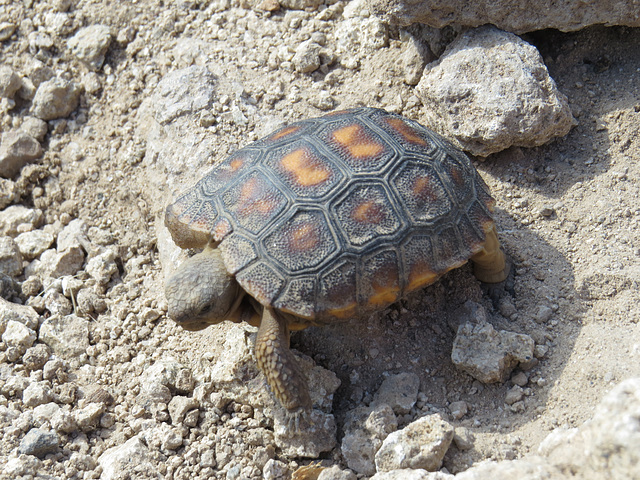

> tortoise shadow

[
  {"left": 489, "top": 26, "right": 640, "bottom": 200},
  {"left": 292, "top": 211, "right": 583, "bottom": 451}
]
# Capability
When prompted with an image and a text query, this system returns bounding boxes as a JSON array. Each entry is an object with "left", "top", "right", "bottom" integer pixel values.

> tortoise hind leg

[
  {"left": 471, "top": 224, "right": 510, "bottom": 283},
  {"left": 255, "top": 308, "right": 312, "bottom": 424}
]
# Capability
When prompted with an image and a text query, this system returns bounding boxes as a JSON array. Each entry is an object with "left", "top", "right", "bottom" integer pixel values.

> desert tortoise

[{"left": 164, "top": 107, "right": 509, "bottom": 421}]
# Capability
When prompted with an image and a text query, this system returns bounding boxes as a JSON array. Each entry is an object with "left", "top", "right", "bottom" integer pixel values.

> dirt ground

[{"left": 1, "top": 0, "right": 640, "bottom": 477}]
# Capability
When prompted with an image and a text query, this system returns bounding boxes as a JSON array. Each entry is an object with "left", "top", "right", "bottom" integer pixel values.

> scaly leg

[{"left": 255, "top": 308, "right": 312, "bottom": 422}]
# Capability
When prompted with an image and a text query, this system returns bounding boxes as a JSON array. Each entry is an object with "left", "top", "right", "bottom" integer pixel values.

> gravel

[{"left": 0, "top": 0, "right": 639, "bottom": 478}]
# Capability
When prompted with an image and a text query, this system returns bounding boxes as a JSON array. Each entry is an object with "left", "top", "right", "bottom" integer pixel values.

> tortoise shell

[{"left": 165, "top": 108, "right": 496, "bottom": 321}]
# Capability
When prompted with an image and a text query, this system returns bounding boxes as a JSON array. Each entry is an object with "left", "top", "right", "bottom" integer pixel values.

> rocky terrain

[{"left": 1, "top": 0, "right": 639, "bottom": 479}]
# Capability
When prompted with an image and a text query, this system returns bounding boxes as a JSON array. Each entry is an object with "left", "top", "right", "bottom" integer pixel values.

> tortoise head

[{"left": 165, "top": 246, "right": 241, "bottom": 331}]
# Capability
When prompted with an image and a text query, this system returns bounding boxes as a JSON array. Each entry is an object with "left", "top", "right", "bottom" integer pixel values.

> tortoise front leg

[{"left": 255, "top": 308, "right": 312, "bottom": 418}]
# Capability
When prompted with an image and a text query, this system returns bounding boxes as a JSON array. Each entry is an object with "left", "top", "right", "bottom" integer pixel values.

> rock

[
  {"left": 1, "top": 374, "right": 30, "bottom": 398},
  {"left": 0, "top": 296, "right": 40, "bottom": 330},
  {"left": 317, "top": 465, "right": 357, "bottom": 480},
  {"left": 14, "top": 230, "right": 55, "bottom": 260},
  {"left": 23, "top": 382, "right": 53, "bottom": 407},
  {"left": 368, "top": 0, "right": 640, "bottom": 34},
  {"left": 453, "top": 427, "right": 475, "bottom": 451},
  {"left": 416, "top": 26, "right": 575, "bottom": 156},
  {"left": 142, "top": 359, "right": 194, "bottom": 395},
  {"left": 263, "top": 459, "right": 290, "bottom": 480},
  {"left": 67, "top": 25, "right": 112, "bottom": 71},
  {"left": 454, "top": 458, "right": 562, "bottom": 479},
  {"left": 448, "top": 300, "right": 489, "bottom": 332},
  {"left": 39, "top": 314, "right": 90, "bottom": 359},
  {"left": 51, "top": 409, "right": 77, "bottom": 433},
  {"left": 505, "top": 385, "right": 524, "bottom": 405},
  {"left": 0, "top": 205, "right": 43, "bottom": 236},
  {"left": 56, "top": 218, "right": 89, "bottom": 252},
  {"left": 139, "top": 422, "right": 185, "bottom": 453},
  {"left": 274, "top": 408, "right": 337, "bottom": 457},
  {"left": 0, "top": 131, "right": 43, "bottom": 178},
  {"left": 152, "top": 65, "right": 217, "bottom": 126},
  {"left": 373, "top": 372, "right": 420, "bottom": 415},
  {"left": 168, "top": 396, "right": 199, "bottom": 425},
  {"left": 19, "top": 116, "right": 48, "bottom": 142},
  {"left": 30, "top": 77, "right": 81, "bottom": 120},
  {"left": 3, "top": 455, "right": 44, "bottom": 478},
  {"left": 334, "top": 0, "right": 389, "bottom": 67},
  {"left": 43, "top": 289, "right": 73, "bottom": 316},
  {"left": 98, "top": 435, "right": 159, "bottom": 480},
  {"left": 29, "top": 247, "right": 85, "bottom": 279},
  {"left": 0, "top": 404, "right": 20, "bottom": 427},
  {"left": 0, "top": 236, "right": 22, "bottom": 276},
  {"left": 279, "top": 0, "right": 323, "bottom": 9},
  {"left": 375, "top": 413, "right": 455, "bottom": 472},
  {"left": 511, "top": 372, "right": 529, "bottom": 387},
  {"left": 543, "top": 378, "right": 640, "bottom": 479},
  {"left": 449, "top": 400, "right": 468, "bottom": 420},
  {"left": 370, "top": 469, "right": 436, "bottom": 480},
  {"left": 342, "top": 403, "right": 398, "bottom": 475},
  {"left": 0, "top": 22, "right": 17, "bottom": 42},
  {"left": 32, "top": 402, "right": 60, "bottom": 426},
  {"left": 534, "top": 305, "right": 554, "bottom": 324},
  {"left": 21, "top": 276, "right": 42, "bottom": 298},
  {"left": 401, "top": 35, "right": 432, "bottom": 86},
  {"left": 293, "top": 40, "right": 322, "bottom": 73},
  {"left": 0, "top": 177, "right": 18, "bottom": 209},
  {"left": 18, "top": 428, "right": 59, "bottom": 458},
  {"left": 451, "top": 320, "right": 535, "bottom": 383},
  {"left": 2, "top": 320, "right": 36, "bottom": 351},
  {"left": 0, "top": 272, "right": 17, "bottom": 300},
  {"left": 85, "top": 249, "right": 118, "bottom": 285},
  {"left": 75, "top": 403, "right": 105, "bottom": 431},
  {"left": 22, "top": 343, "right": 51, "bottom": 370},
  {"left": 0, "top": 66, "right": 21, "bottom": 98},
  {"left": 82, "top": 386, "right": 115, "bottom": 407},
  {"left": 29, "top": 31, "right": 54, "bottom": 51}
]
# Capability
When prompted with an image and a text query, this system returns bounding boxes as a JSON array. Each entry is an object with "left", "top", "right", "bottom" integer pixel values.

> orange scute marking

[
  {"left": 270, "top": 125, "right": 301, "bottom": 141},
  {"left": 407, "top": 264, "right": 439, "bottom": 291},
  {"left": 353, "top": 200, "right": 384, "bottom": 224},
  {"left": 213, "top": 218, "right": 232, "bottom": 241},
  {"left": 332, "top": 124, "right": 384, "bottom": 159},
  {"left": 386, "top": 117, "right": 427, "bottom": 145},
  {"left": 413, "top": 176, "right": 438, "bottom": 201},
  {"left": 238, "top": 178, "right": 277, "bottom": 215},
  {"left": 368, "top": 265, "right": 400, "bottom": 305},
  {"left": 328, "top": 302, "right": 358, "bottom": 319},
  {"left": 281, "top": 149, "right": 331, "bottom": 187},
  {"left": 369, "top": 284, "right": 399, "bottom": 306},
  {"left": 229, "top": 158, "right": 244, "bottom": 171},
  {"left": 289, "top": 223, "right": 318, "bottom": 252}
]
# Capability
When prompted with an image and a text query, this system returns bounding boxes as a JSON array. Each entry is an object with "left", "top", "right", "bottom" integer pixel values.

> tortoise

[{"left": 164, "top": 107, "right": 509, "bottom": 422}]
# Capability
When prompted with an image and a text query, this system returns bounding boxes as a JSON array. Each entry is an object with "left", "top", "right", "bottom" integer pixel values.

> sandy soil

[{"left": 1, "top": 0, "right": 640, "bottom": 477}]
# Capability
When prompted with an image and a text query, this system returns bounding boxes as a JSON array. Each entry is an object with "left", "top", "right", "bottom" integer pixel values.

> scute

[
  {"left": 265, "top": 140, "right": 346, "bottom": 198},
  {"left": 318, "top": 117, "right": 396, "bottom": 173},
  {"left": 333, "top": 181, "right": 404, "bottom": 247},
  {"left": 262, "top": 208, "right": 338, "bottom": 273},
  {"left": 221, "top": 170, "right": 288, "bottom": 235},
  {"left": 166, "top": 107, "right": 499, "bottom": 320}
]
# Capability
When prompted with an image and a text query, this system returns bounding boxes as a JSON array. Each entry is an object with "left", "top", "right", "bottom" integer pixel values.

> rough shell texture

[{"left": 166, "top": 108, "right": 496, "bottom": 321}]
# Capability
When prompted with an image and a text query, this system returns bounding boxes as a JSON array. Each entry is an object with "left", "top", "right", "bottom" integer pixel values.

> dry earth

[{"left": 1, "top": 0, "right": 640, "bottom": 478}]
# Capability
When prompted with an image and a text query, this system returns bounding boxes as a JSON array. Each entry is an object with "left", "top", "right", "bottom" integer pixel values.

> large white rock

[
  {"left": 368, "top": 0, "right": 640, "bottom": 34},
  {"left": 416, "top": 26, "right": 575, "bottom": 156},
  {"left": 375, "top": 414, "right": 454, "bottom": 472}
]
